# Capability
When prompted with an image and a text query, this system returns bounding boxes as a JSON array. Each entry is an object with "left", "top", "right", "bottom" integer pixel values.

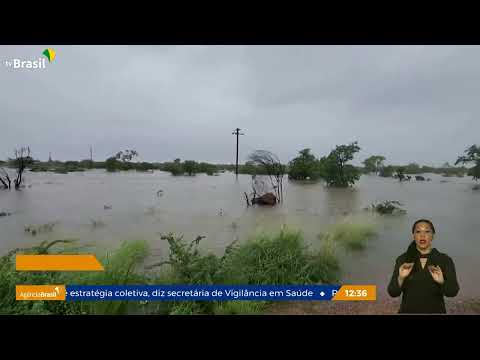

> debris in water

[
  {"left": 364, "top": 200, "right": 406, "bottom": 215},
  {"left": 24, "top": 222, "right": 58, "bottom": 235},
  {"left": 104, "top": 205, "right": 112, "bottom": 210}
]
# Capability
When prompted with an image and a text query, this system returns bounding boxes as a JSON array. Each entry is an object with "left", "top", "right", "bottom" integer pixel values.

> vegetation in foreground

[{"left": 1, "top": 228, "right": 341, "bottom": 315}]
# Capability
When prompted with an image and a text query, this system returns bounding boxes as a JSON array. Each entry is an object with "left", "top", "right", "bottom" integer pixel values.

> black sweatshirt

[{"left": 387, "top": 242, "right": 459, "bottom": 314}]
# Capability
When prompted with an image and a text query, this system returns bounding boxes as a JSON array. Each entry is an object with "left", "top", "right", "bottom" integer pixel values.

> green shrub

[{"left": 322, "top": 221, "right": 377, "bottom": 251}]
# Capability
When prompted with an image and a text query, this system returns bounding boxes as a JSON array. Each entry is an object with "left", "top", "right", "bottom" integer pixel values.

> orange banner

[
  {"left": 16, "top": 255, "right": 104, "bottom": 271},
  {"left": 16, "top": 285, "right": 66, "bottom": 301},
  {"left": 332, "top": 285, "right": 376, "bottom": 301}
]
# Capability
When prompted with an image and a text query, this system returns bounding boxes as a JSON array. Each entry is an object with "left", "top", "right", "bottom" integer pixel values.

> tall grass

[
  {"left": 322, "top": 221, "right": 377, "bottom": 250},
  {"left": 221, "top": 228, "right": 340, "bottom": 285},
  {"left": 67, "top": 240, "right": 151, "bottom": 315},
  {"left": 0, "top": 239, "right": 151, "bottom": 315},
  {"left": 214, "top": 300, "right": 268, "bottom": 315},
  {"left": 1, "top": 227, "right": 342, "bottom": 315}
]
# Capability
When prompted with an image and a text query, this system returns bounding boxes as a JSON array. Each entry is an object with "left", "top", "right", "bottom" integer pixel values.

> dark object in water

[
  {"left": 104, "top": 205, "right": 112, "bottom": 210},
  {"left": 156, "top": 190, "right": 164, "bottom": 197},
  {"left": 252, "top": 192, "right": 277, "bottom": 206},
  {"left": 364, "top": 200, "right": 406, "bottom": 215},
  {"left": 24, "top": 222, "right": 57, "bottom": 234},
  {"left": 415, "top": 176, "right": 425, "bottom": 181},
  {"left": 0, "top": 211, "right": 11, "bottom": 217}
]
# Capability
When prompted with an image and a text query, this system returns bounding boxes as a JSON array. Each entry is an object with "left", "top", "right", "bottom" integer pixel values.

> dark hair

[{"left": 411, "top": 219, "right": 436, "bottom": 234}]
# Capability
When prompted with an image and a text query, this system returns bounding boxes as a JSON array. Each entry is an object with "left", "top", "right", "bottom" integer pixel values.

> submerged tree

[
  {"left": 183, "top": 160, "right": 197, "bottom": 176},
  {"left": 320, "top": 142, "right": 361, "bottom": 187},
  {"left": 115, "top": 149, "right": 139, "bottom": 163},
  {"left": 106, "top": 149, "right": 139, "bottom": 172},
  {"left": 362, "top": 155, "right": 386, "bottom": 175},
  {"left": 379, "top": 165, "right": 395, "bottom": 178},
  {"left": 13, "top": 147, "right": 33, "bottom": 189},
  {"left": 395, "top": 167, "right": 406, "bottom": 181},
  {"left": 0, "top": 167, "right": 11, "bottom": 189},
  {"left": 288, "top": 148, "right": 321, "bottom": 180},
  {"left": 455, "top": 144, "right": 480, "bottom": 181},
  {"left": 164, "top": 158, "right": 184, "bottom": 176},
  {"left": 247, "top": 150, "right": 286, "bottom": 203},
  {"left": 1, "top": 147, "right": 33, "bottom": 190}
]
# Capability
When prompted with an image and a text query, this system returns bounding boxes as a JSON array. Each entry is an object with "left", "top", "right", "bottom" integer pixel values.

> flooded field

[{"left": 1, "top": 170, "right": 479, "bottom": 299}]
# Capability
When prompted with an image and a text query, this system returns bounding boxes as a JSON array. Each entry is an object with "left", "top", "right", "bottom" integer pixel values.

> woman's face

[{"left": 413, "top": 222, "right": 434, "bottom": 251}]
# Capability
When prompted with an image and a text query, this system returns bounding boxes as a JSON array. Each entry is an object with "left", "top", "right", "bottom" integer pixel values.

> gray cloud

[{"left": 1, "top": 45, "right": 479, "bottom": 166}]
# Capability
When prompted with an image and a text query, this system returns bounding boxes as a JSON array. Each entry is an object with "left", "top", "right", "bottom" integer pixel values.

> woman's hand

[
  {"left": 428, "top": 265, "right": 444, "bottom": 285},
  {"left": 399, "top": 262, "right": 414, "bottom": 280}
]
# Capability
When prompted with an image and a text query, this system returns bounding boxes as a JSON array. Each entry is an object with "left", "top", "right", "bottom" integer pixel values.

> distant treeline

[
  {"left": 3, "top": 158, "right": 469, "bottom": 178},
  {"left": 375, "top": 164, "right": 469, "bottom": 177}
]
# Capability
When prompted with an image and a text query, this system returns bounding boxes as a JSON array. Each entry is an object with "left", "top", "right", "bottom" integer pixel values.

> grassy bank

[{"left": 1, "top": 228, "right": 341, "bottom": 315}]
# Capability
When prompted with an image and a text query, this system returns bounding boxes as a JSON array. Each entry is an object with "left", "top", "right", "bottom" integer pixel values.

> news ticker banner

[
  {"left": 16, "top": 285, "right": 376, "bottom": 301},
  {"left": 14, "top": 255, "right": 376, "bottom": 302}
]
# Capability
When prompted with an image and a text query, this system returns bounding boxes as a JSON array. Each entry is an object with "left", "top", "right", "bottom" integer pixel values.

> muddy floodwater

[{"left": 1, "top": 170, "right": 479, "bottom": 299}]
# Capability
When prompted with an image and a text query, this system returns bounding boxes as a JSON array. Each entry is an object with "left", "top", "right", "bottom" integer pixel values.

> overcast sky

[{"left": 1, "top": 45, "right": 479, "bottom": 166}]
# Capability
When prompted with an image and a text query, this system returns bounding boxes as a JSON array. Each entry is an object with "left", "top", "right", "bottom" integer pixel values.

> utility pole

[{"left": 232, "top": 128, "right": 245, "bottom": 176}]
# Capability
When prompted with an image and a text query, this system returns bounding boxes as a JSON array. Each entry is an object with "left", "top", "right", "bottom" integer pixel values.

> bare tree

[
  {"left": 1, "top": 147, "right": 33, "bottom": 190},
  {"left": 247, "top": 150, "right": 285, "bottom": 203},
  {"left": 13, "top": 147, "right": 32, "bottom": 190},
  {"left": 0, "top": 167, "right": 11, "bottom": 189}
]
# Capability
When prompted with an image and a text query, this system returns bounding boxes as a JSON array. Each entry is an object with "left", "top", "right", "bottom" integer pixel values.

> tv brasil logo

[{"left": 4, "top": 48, "right": 56, "bottom": 70}]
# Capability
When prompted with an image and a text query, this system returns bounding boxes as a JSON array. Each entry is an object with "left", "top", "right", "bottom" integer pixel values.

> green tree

[
  {"left": 105, "top": 157, "right": 121, "bottom": 172},
  {"left": 115, "top": 149, "right": 139, "bottom": 162},
  {"left": 197, "top": 162, "right": 218, "bottom": 175},
  {"left": 165, "top": 158, "right": 184, "bottom": 176},
  {"left": 455, "top": 144, "right": 480, "bottom": 181},
  {"left": 288, "top": 148, "right": 321, "bottom": 180},
  {"left": 183, "top": 160, "right": 197, "bottom": 176},
  {"left": 404, "top": 163, "right": 421, "bottom": 174},
  {"left": 321, "top": 142, "right": 361, "bottom": 187},
  {"left": 396, "top": 167, "right": 406, "bottom": 181},
  {"left": 362, "top": 155, "right": 386, "bottom": 175},
  {"left": 113, "top": 149, "right": 139, "bottom": 170},
  {"left": 79, "top": 159, "right": 93, "bottom": 169},
  {"left": 379, "top": 165, "right": 395, "bottom": 177}
]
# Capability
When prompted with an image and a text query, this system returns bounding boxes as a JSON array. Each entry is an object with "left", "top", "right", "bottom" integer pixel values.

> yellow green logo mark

[{"left": 42, "top": 48, "right": 56, "bottom": 63}]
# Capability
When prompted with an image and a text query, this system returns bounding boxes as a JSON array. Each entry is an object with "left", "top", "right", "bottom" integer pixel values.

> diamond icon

[{"left": 320, "top": 291, "right": 325, "bottom": 297}]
